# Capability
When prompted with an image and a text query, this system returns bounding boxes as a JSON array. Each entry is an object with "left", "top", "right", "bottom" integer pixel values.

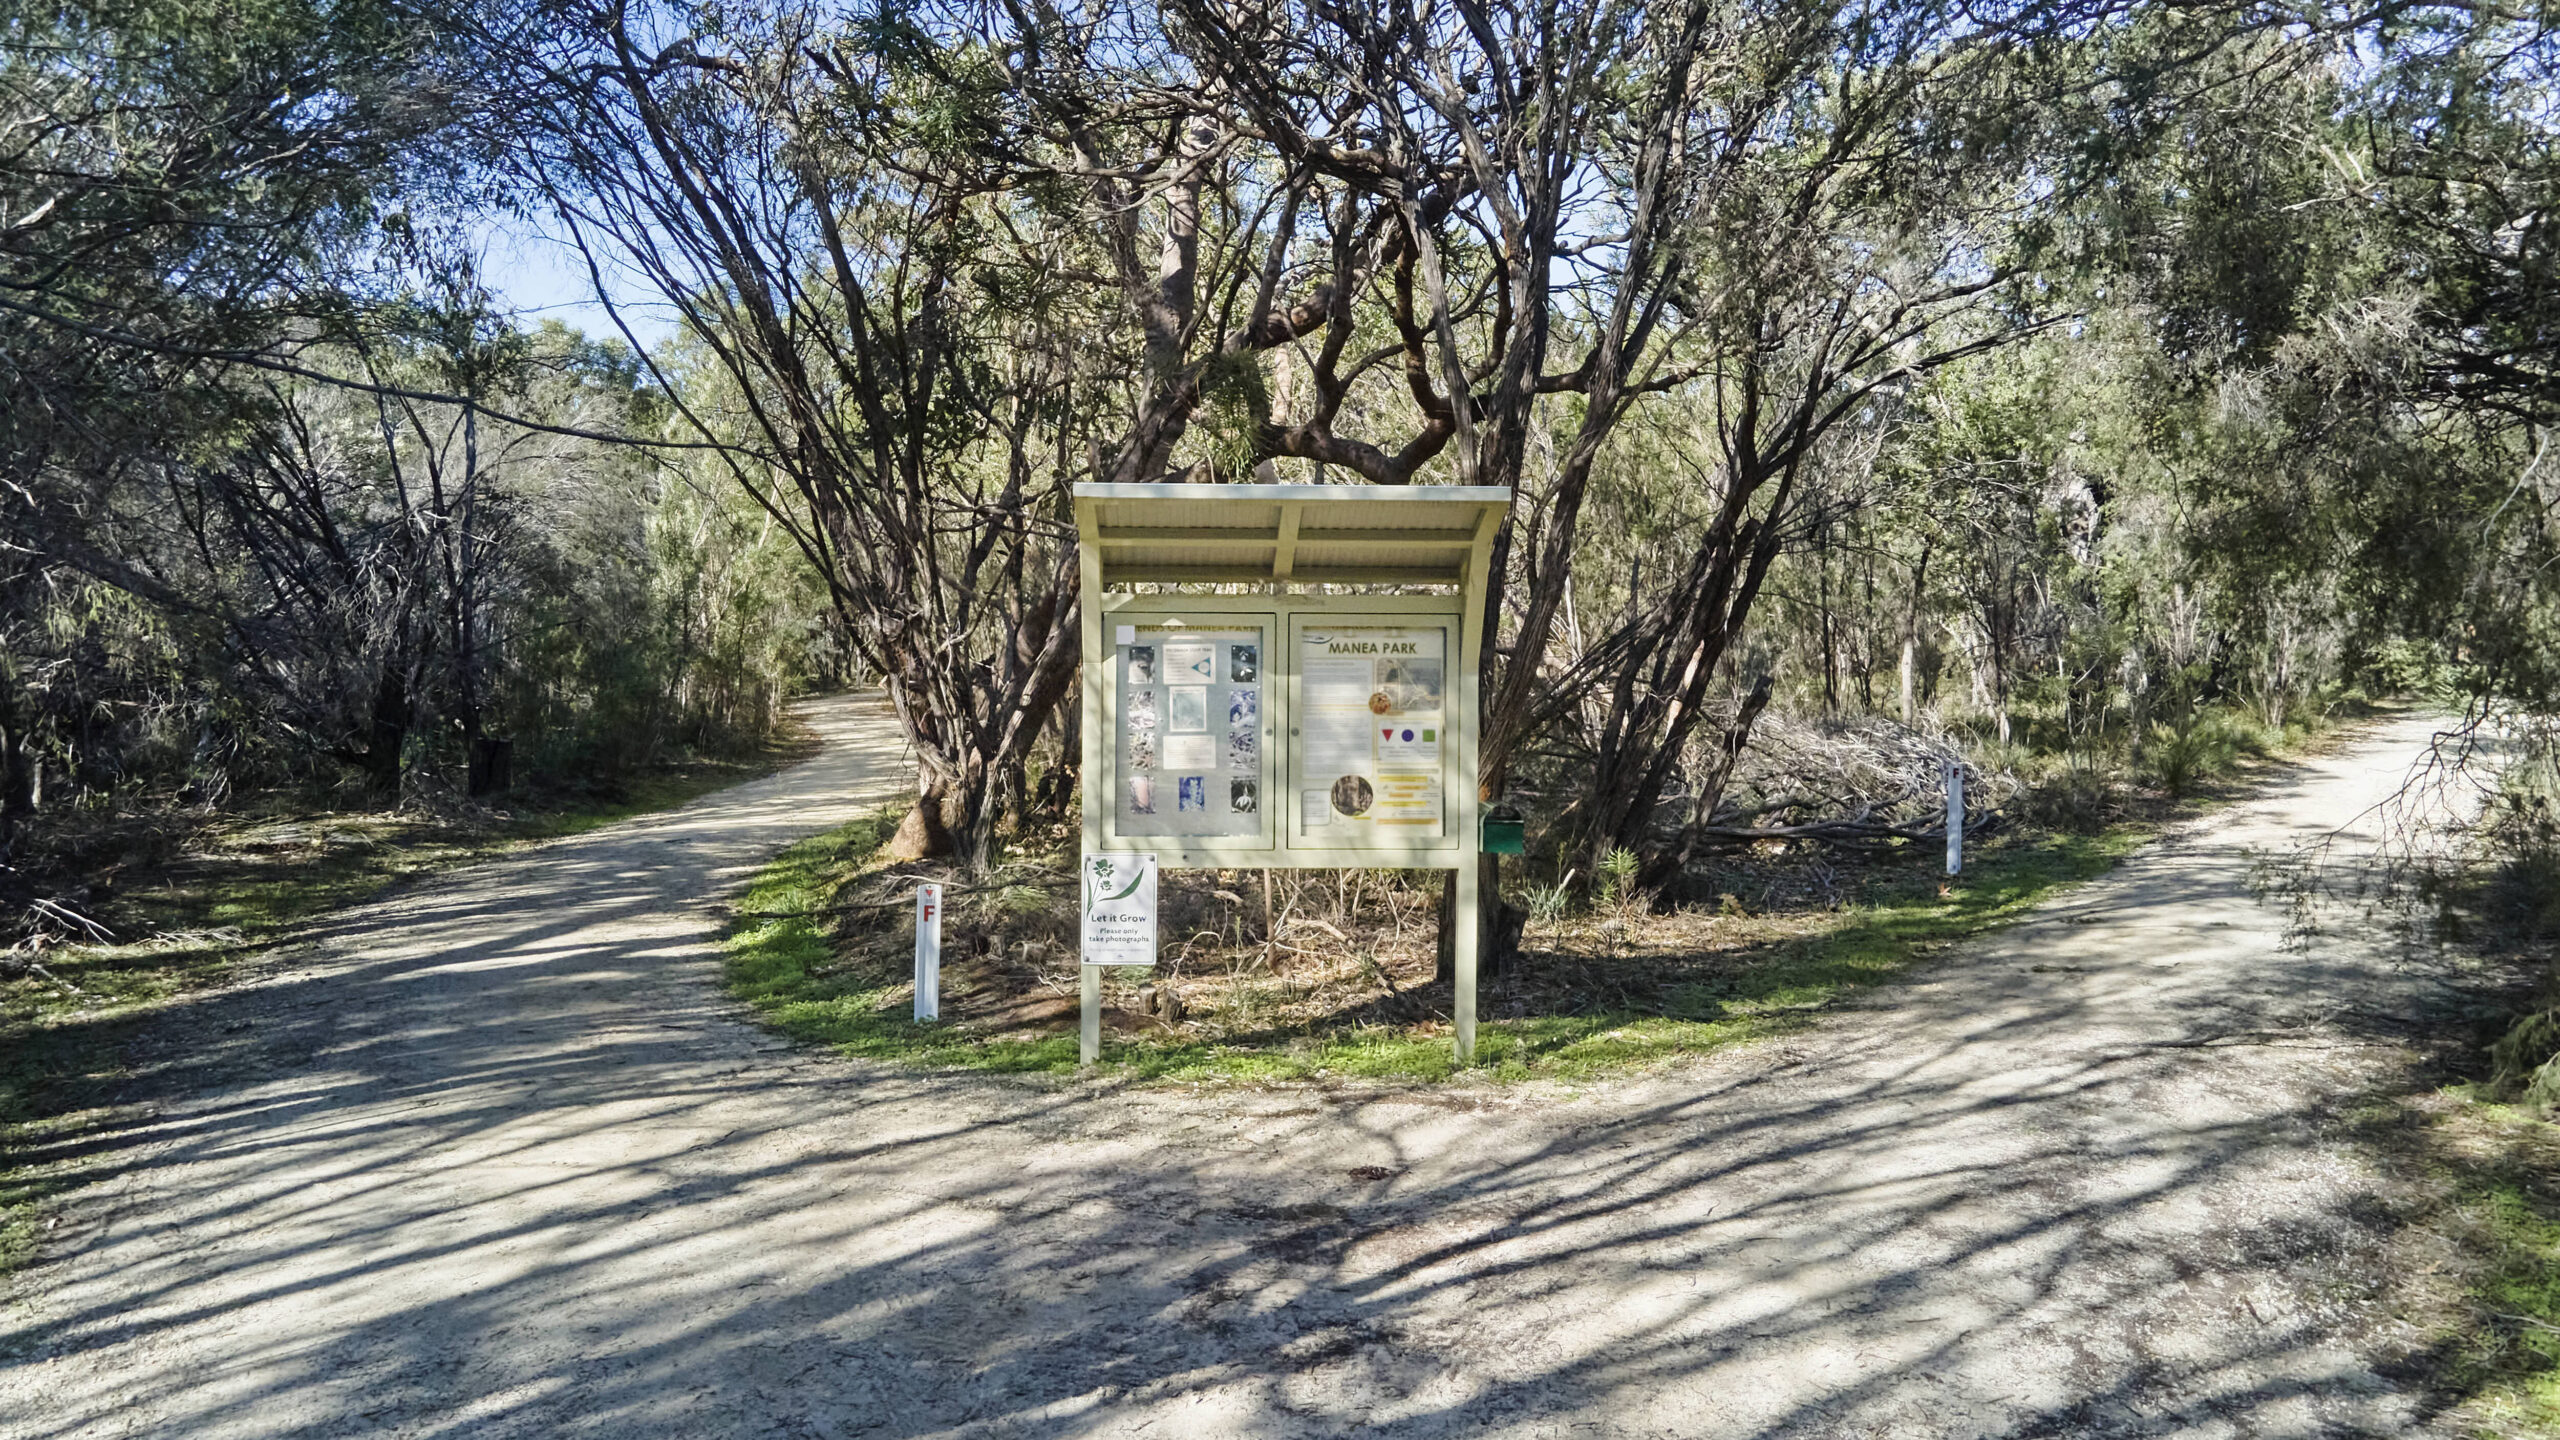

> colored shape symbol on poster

[
  {"left": 1164, "top": 641, "right": 1215, "bottom": 682},
  {"left": 1378, "top": 722, "right": 1441, "bottom": 771}
]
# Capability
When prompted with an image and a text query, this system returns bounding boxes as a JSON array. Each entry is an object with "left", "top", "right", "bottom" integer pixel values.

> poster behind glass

[
  {"left": 1115, "top": 623, "right": 1265, "bottom": 837},
  {"left": 1295, "top": 624, "right": 1446, "bottom": 841}
]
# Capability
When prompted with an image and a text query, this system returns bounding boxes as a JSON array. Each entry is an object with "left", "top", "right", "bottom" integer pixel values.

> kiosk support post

[
  {"left": 1079, "top": 965, "right": 1101, "bottom": 1066},
  {"left": 1454, "top": 858, "right": 1480, "bottom": 1063},
  {"left": 1448, "top": 496, "right": 1497, "bottom": 1067},
  {"left": 1076, "top": 506, "right": 1106, "bottom": 1069}
]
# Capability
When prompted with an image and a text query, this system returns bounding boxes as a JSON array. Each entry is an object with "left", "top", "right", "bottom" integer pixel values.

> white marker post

[
  {"left": 1944, "top": 759, "right": 1965, "bottom": 878},
  {"left": 914, "top": 882, "right": 943, "bottom": 1022}
]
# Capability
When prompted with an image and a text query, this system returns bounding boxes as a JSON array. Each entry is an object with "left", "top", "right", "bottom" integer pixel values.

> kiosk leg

[
  {"left": 1080, "top": 964, "right": 1101, "bottom": 1066},
  {"left": 1454, "top": 859, "right": 1480, "bottom": 1065}
]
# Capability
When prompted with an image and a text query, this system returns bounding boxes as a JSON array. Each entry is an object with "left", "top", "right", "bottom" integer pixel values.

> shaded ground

[
  {"left": 0, "top": 705, "right": 2486, "bottom": 1437},
  {"left": 0, "top": 722, "right": 827, "bottom": 1276}
]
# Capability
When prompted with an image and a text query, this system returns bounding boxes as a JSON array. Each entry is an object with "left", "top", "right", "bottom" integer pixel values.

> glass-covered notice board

[
  {"left": 1289, "top": 618, "right": 1451, "bottom": 847},
  {"left": 1108, "top": 618, "right": 1272, "bottom": 843}
]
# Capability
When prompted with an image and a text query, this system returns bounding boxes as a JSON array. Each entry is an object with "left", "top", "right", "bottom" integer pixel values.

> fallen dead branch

[
  {"left": 733, "top": 876, "right": 1078, "bottom": 920},
  {"left": 0, "top": 949, "right": 94, "bottom": 998}
]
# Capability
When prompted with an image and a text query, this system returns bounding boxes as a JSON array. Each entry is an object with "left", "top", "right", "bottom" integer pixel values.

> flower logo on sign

[{"left": 1087, "top": 856, "right": 1146, "bottom": 906}]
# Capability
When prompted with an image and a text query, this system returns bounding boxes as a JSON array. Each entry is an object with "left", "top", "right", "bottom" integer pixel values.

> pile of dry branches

[{"left": 1685, "top": 713, "right": 2010, "bottom": 850}]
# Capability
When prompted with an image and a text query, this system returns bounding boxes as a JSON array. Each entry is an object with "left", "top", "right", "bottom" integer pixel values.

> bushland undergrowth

[
  {"left": 727, "top": 816, "right": 2141, "bottom": 1084},
  {"left": 2356, "top": 1085, "right": 2560, "bottom": 1437},
  {"left": 2368, "top": 736, "right": 2560, "bottom": 1436},
  {"left": 721, "top": 697, "right": 2327, "bottom": 1087}
]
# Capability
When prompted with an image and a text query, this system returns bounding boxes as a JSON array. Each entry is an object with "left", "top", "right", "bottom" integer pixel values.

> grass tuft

[{"left": 2359, "top": 1088, "right": 2560, "bottom": 1435}]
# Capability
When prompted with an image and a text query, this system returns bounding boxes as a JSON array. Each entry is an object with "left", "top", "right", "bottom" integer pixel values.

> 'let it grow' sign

[{"left": 1080, "top": 852, "right": 1157, "bottom": 966}]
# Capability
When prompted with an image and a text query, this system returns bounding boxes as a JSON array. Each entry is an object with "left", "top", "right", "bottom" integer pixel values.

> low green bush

[{"left": 2141, "top": 706, "right": 2279, "bottom": 797}]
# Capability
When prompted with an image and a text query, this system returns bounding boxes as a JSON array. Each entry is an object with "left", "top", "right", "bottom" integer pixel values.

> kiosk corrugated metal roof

[{"left": 1072, "top": 481, "right": 1511, "bottom": 585}]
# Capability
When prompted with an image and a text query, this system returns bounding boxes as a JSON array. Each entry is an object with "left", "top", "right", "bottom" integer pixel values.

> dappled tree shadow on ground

[{"left": 0, "top": 710, "right": 2478, "bottom": 1437}]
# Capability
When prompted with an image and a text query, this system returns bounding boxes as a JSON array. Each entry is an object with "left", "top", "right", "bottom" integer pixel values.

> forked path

[{"left": 0, "top": 708, "right": 2468, "bottom": 1437}]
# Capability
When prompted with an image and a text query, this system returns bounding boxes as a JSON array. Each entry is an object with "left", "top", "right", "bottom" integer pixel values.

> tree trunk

[
  {"left": 1818, "top": 545, "right": 1838, "bottom": 713},
  {"left": 1645, "top": 672, "right": 1774, "bottom": 890},
  {"left": 1990, "top": 603, "right": 2012, "bottom": 745},
  {"left": 1900, "top": 542, "right": 1933, "bottom": 724},
  {"left": 1571, "top": 461, "right": 1792, "bottom": 878},
  {"left": 467, "top": 737, "right": 512, "bottom": 797},
  {"left": 1856, "top": 555, "right": 1877, "bottom": 711},
  {"left": 0, "top": 712, "right": 33, "bottom": 862},
  {"left": 885, "top": 781, "right": 956, "bottom": 862},
  {"left": 1436, "top": 855, "right": 1524, "bottom": 987},
  {"left": 358, "top": 669, "right": 408, "bottom": 796}
]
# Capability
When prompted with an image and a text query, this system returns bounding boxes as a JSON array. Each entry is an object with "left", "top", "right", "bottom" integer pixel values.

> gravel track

[{"left": 0, "top": 704, "right": 2474, "bottom": 1437}]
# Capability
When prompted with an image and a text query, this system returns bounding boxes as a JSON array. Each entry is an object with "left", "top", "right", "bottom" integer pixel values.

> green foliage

[
  {"left": 0, "top": 0, "right": 834, "bottom": 846},
  {"left": 2014, "top": 750, "right": 2125, "bottom": 835},
  {"left": 0, "top": 312, "right": 825, "bottom": 842},
  {"left": 1194, "top": 352, "right": 1273, "bottom": 482},
  {"left": 1524, "top": 877, "right": 1574, "bottom": 928},
  {"left": 2481, "top": 741, "right": 2560, "bottom": 952},
  {"left": 1595, "top": 846, "right": 1640, "bottom": 909},
  {"left": 2491, "top": 1011, "right": 2560, "bottom": 1111},
  {"left": 2143, "top": 711, "right": 2253, "bottom": 798}
]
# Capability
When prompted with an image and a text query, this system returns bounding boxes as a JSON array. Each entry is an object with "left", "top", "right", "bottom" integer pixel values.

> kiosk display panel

[
  {"left": 1112, "top": 621, "right": 1268, "bottom": 838},
  {"left": 1294, "top": 622, "right": 1449, "bottom": 842}
]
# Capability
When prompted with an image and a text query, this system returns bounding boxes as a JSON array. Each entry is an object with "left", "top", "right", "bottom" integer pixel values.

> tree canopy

[{"left": 3, "top": 0, "right": 2556, "bottom": 919}]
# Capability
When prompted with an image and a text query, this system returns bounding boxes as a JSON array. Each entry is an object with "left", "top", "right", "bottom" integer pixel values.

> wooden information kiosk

[{"left": 1073, "top": 481, "right": 1510, "bottom": 1064}]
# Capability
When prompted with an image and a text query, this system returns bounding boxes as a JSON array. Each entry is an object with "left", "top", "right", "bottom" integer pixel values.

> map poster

[
  {"left": 1297, "top": 625, "right": 1446, "bottom": 837},
  {"left": 1115, "top": 623, "right": 1265, "bottom": 838}
]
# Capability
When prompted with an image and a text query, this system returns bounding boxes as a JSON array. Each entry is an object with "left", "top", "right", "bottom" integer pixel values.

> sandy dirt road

[{"left": 0, "top": 704, "right": 2478, "bottom": 1437}]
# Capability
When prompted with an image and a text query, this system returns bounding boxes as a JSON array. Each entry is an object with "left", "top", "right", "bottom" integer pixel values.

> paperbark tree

[
  {"left": 484, "top": 0, "right": 1094, "bottom": 865},
  {"left": 0, "top": 0, "right": 449, "bottom": 853},
  {"left": 963, "top": 0, "right": 1728, "bottom": 959},
  {"left": 878, "top": 0, "right": 2193, "bottom": 926},
  {"left": 1134, "top": 0, "right": 2166, "bottom": 903}
]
